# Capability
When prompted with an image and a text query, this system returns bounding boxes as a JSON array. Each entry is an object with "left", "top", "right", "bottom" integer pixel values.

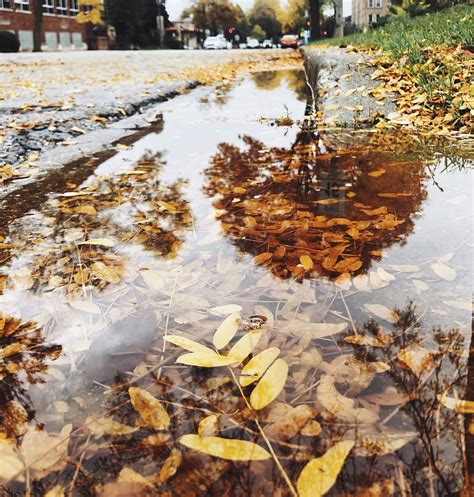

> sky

[{"left": 167, "top": 0, "right": 352, "bottom": 21}]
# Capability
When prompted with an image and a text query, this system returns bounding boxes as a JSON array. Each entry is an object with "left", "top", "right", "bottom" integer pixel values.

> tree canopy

[
  {"left": 183, "top": 0, "right": 243, "bottom": 35},
  {"left": 248, "top": 0, "right": 282, "bottom": 40}
]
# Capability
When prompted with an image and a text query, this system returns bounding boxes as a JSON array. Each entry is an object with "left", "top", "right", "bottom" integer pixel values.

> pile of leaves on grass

[{"left": 314, "top": 5, "right": 474, "bottom": 135}]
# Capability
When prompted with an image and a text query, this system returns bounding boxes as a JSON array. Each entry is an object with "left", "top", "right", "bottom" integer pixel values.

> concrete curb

[{"left": 303, "top": 46, "right": 395, "bottom": 126}]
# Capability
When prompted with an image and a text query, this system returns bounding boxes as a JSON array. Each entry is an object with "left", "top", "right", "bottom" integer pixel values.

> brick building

[
  {"left": 0, "top": 0, "right": 87, "bottom": 50},
  {"left": 352, "top": 0, "right": 390, "bottom": 29}
]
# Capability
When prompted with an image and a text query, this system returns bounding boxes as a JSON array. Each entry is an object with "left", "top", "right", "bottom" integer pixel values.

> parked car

[
  {"left": 280, "top": 34, "right": 299, "bottom": 49},
  {"left": 203, "top": 35, "right": 228, "bottom": 50},
  {"left": 261, "top": 39, "right": 273, "bottom": 49},
  {"left": 246, "top": 37, "right": 260, "bottom": 49},
  {"left": 239, "top": 42, "right": 247, "bottom": 49}
]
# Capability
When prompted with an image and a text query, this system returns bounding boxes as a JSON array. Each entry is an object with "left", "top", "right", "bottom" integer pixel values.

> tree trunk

[
  {"left": 309, "top": 0, "right": 321, "bottom": 41},
  {"left": 33, "top": 0, "right": 43, "bottom": 52},
  {"left": 465, "top": 310, "right": 474, "bottom": 496}
]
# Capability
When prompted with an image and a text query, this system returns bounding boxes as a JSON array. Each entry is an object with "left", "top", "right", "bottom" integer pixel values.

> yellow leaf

[
  {"left": 437, "top": 395, "right": 474, "bottom": 414},
  {"left": 253, "top": 252, "right": 273, "bottom": 265},
  {"left": 398, "top": 345, "right": 436, "bottom": 378},
  {"left": 179, "top": 435, "right": 271, "bottom": 461},
  {"left": 176, "top": 352, "right": 237, "bottom": 368},
  {"left": 368, "top": 168, "right": 386, "bottom": 177},
  {"left": 86, "top": 416, "right": 138, "bottom": 438},
  {"left": 198, "top": 414, "right": 219, "bottom": 436},
  {"left": 240, "top": 347, "right": 280, "bottom": 387},
  {"left": 44, "top": 486, "right": 65, "bottom": 497},
  {"left": 300, "top": 255, "right": 314, "bottom": 270},
  {"left": 297, "top": 440, "right": 354, "bottom": 497},
  {"left": 213, "top": 313, "right": 241, "bottom": 350},
  {"left": 250, "top": 358, "right": 288, "bottom": 410},
  {"left": 164, "top": 335, "right": 214, "bottom": 354},
  {"left": 77, "top": 238, "right": 115, "bottom": 247},
  {"left": 228, "top": 329, "right": 263, "bottom": 364},
  {"left": 129, "top": 387, "right": 170, "bottom": 430},
  {"left": 157, "top": 448, "right": 182, "bottom": 484},
  {"left": 118, "top": 467, "right": 154, "bottom": 488}
]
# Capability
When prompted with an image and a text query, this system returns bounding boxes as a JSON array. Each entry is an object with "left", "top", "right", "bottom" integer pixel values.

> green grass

[{"left": 312, "top": 4, "right": 474, "bottom": 65}]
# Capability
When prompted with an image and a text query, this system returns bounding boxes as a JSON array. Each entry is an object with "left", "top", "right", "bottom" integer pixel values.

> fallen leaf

[
  {"left": 164, "top": 335, "right": 215, "bottom": 354},
  {"left": 368, "top": 168, "right": 386, "bottom": 177},
  {"left": 443, "top": 300, "right": 471, "bottom": 311},
  {"left": 179, "top": 435, "right": 271, "bottom": 461},
  {"left": 118, "top": 468, "right": 154, "bottom": 488},
  {"left": 209, "top": 305, "right": 243, "bottom": 316},
  {"left": 253, "top": 252, "right": 273, "bottom": 265},
  {"left": 198, "top": 414, "right": 220, "bottom": 436},
  {"left": 300, "top": 255, "right": 314, "bottom": 270},
  {"left": 140, "top": 269, "right": 164, "bottom": 290},
  {"left": 228, "top": 329, "right": 263, "bottom": 364},
  {"left": 77, "top": 238, "right": 116, "bottom": 247},
  {"left": 312, "top": 322, "right": 348, "bottom": 338},
  {"left": 297, "top": 440, "right": 354, "bottom": 497},
  {"left": 250, "top": 358, "right": 289, "bottom": 410},
  {"left": 86, "top": 416, "right": 138, "bottom": 438},
  {"left": 213, "top": 313, "right": 241, "bottom": 349},
  {"left": 397, "top": 344, "right": 437, "bottom": 378},
  {"left": 364, "top": 304, "right": 398, "bottom": 323},
  {"left": 129, "top": 387, "right": 170, "bottom": 430},
  {"left": 240, "top": 347, "right": 280, "bottom": 387},
  {"left": 157, "top": 448, "right": 183, "bottom": 484},
  {"left": 437, "top": 395, "right": 474, "bottom": 414},
  {"left": 431, "top": 262, "right": 457, "bottom": 281},
  {"left": 176, "top": 352, "right": 237, "bottom": 368}
]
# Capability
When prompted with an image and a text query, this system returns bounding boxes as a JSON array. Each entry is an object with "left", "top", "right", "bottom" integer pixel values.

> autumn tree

[
  {"left": 281, "top": 0, "right": 307, "bottom": 34},
  {"left": 248, "top": 0, "right": 282, "bottom": 40},
  {"left": 183, "top": 0, "right": 242, "bottom": 35},
  {"left": 250, "top": 24, "right": 266, "bottom": 41}
]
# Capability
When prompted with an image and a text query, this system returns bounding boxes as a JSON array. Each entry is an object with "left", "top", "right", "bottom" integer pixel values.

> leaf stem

[{"left": 227, "top": 367, "right": 298, "bottom": 497}]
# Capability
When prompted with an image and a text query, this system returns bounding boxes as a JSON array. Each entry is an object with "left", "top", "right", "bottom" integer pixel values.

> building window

[
  {"left": 69, "top": 0, "right": 78, "bottom": 15},
  {"left": 42, "top": 0, "right": 54, "bottom": 14},
  {"left": 367, "top": 0, "right": 374, "bottom": 7},
  {"left": 0, "top": 0, "right": 12, "bottom": 9},
  {"left": 14, "top": 0, "right": 30, "bottom": 11},
  {"left": 57, "top": 0, "right": 67, "bottom": 15},
  {"left": 368, "top": 14, "right": 373, "bottom": 24},
  {"left": 375, "top": 0, "right": 382, "bottom": 7}
]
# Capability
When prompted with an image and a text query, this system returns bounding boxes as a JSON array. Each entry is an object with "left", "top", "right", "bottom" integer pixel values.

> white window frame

[
  {"left": 42, "top": 0, "right": 54, "bottom": 14},
  {"left": 367, "top": 0, "right": 374, "bottom": 7},
  {"left": 375, "top": 0, "right": 382, "bottom": 7},
  {"left": 69, "top": 0, "right": 78, "bottom": 15},
  {"left": 57, "top": 0, "right": 67, "bottom": 15},
  {"left": 14, "top": 0, "right": 30, "bottom": 11},
  {"left": 0, "top": 0, "right": 12, "bottom": 9}
]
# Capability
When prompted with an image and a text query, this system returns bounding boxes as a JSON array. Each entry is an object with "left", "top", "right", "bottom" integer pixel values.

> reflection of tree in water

[
  {"left": 331, "top": 302, "right": 469, "bottom": 496},
  {"left": 251, "top": 69, "right": 308, "bottom": 102},
  {"left": 0, "top": 313, "right": 61, "bottom": 439},
  {"left": 0, "top": 154, "right": 192, "bottom": 298},
  {"left": 204, "top": 131, "right": 428, "bottom": 279}
]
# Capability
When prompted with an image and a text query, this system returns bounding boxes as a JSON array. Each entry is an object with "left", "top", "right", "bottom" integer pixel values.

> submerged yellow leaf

[
  {"left": 213, "top": 313, "right": 241, "bottom": 350},
  {"left": 228, "top": 329, "right": 263, "bottom": 364},
  {"left": 364, "top": 304, "right": 398, "bottom": 323},
  {"left": 437, "top": 395, "right": 474, "bottom": 414},
  {"left": 297, "top": 440, "right": 354, "bottom": 497},
  {"left": 250, "top": 358, "right": 288, "bottom": 410},
  {"left": 431, "top": 262, "right": 457, "bottom": 281},
  {"left": 118, "top": 467, "right": 154, "bottom": 488},
  {"left": 240, "top": 347, "right": 280, "bottom": 387},
  {"left": 164, "top": 335, "right": 214, "bottom": 354},
  {"left": 129, "top": 387, "right": 170, "bottom": 430},
  {"left": 176, "top": 352, "right": 237, "bottom": 368},
  {"left": 179, "top": 434, "right": 271, "bottom": 461}
]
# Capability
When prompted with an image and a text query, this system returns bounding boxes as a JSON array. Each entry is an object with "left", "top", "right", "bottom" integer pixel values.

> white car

[
  {"left": 261, "top": 39, "right": 273, "bottom": 48},
  {"left": 203, "top": 35, "right": 228, "bottom": 50},
  {"left": 246, "top": 37, "right": 260, "bottom": 49}
]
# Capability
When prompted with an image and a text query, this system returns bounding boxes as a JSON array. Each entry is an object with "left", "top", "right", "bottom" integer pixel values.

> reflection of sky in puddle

[{"left": 0, "top": 70, "right": 472, "bottom": 496}]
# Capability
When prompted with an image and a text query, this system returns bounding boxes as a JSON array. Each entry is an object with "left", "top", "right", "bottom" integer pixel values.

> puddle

[{"left": 0, "top": 69, "right": 472, "bottom": 496}]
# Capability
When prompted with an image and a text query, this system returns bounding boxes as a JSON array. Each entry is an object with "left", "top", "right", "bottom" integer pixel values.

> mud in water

[{"left": 0, "top": 69, "right": 472, "bottom": 497}]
